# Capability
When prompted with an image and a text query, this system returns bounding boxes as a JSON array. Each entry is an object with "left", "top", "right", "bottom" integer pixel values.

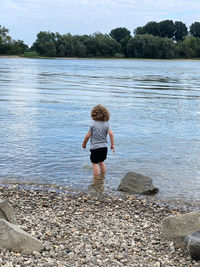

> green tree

[
  {"left": 110, "top": 27, "right": 131, "bottom": 43},
  {"left": 72, "top": 35, "right": 87, "bottom": 57},
  {"left": 93, "top": 33, "right": 120, "bottom": 57},
  {"left": 190, "top": 22, "right": 200, "bottom": 37},
  {"left": 8, "top": 40, "right": 29, "bottom": 54},
  {"left": 108, "top": 36, "right": 121, "bottom": 56},
  {"left": 31, "top": 31, "right": 57, "bottom": 57},
  {"left": 64, "top": 33, "right": 74, "bottom": 57},
  {"left": 55, "top": 32, "right": 73, "bottom": 57},
  {"left": 134, "top": 21, "right": 159, "bottom": 36},
  {"left": 127, "top": 34, "right": 160, "bottom": 58},
  {"left": 55, "top": 33, "right": 66, "bottom": 57},
  {"left": 127, "top": 34, "right": 175, "bottom": 59},
  {"left": 174, "top": 21, "right": 188, "bottom": 42},
  {"left": 0, "top": 25, "right": 9, "bottom": 39},
  {"left": 0, "top": 25, "right": 12, "bottom": 54},
  {"left": 134, "top": 20, "right": 175, "bottom": 39},
  {"left": 120, "top": 35, "right": 131, "bottom": 56},
  {"left": 158, "top": 20, "right": 175, "bottom": 38},
  {"left": 134, "top": 26, "right": 145, "bottom": 35},
  {"left": 160, "top": 37, "right": 176, "bottom": 58},
  {"left": 176, "top": 36, "right": 200, "bottom": 58},
  {"left": 83, "top": 35, "right": 98, "bottom": 57}
]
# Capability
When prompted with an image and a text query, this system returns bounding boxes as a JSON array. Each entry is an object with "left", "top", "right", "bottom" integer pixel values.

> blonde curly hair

[{"left": 91, "top": 104, "right": 110, "bottom": 121}]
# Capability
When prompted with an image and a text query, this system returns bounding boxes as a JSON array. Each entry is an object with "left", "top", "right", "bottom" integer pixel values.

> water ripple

[{"left": 1, "top": 58, "right": 200, "bottom": 204}]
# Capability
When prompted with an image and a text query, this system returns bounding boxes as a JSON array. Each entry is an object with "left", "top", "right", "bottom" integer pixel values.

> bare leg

[
  {"left": 99, "top": 162, "right": 106, "bottom": 174},
  {"left": 92, "top": 163, "right": 99, "bottom": 177}
]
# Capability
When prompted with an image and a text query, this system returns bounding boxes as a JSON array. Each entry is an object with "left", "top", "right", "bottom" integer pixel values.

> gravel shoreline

[{"left": 0, "top": 184, "right": 199, "bottom": 267}]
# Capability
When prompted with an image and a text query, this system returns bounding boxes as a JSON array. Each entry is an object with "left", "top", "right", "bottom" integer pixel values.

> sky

[{"left": 0, "top": 0, "right": 200, "bottom": 46}]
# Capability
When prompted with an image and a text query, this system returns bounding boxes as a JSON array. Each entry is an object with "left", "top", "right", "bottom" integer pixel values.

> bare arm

[
  {"left": 82, "top": 131, "right": 91, "bottom": 149},
  {"left": 108, "top": 129, "right": 115, "bottom": 152}
]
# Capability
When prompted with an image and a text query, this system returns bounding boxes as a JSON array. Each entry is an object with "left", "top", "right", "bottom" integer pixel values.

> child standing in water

[{"left": 82, "top": 104, "right": 115, "bottom": 177}]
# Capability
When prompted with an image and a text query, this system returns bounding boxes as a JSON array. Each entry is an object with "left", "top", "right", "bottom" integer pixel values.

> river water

[{"left": 0, "top": 57, "right": 200, "bottom": 204}]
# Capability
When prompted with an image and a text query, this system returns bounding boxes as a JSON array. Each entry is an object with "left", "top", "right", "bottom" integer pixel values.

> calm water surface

[{"left": 1, "top": 57, "right": 200, "bottom": 204}]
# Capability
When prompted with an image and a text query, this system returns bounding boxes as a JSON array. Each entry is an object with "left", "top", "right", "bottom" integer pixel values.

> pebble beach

[{"left": 0, "top": 184, "right": 199, "bottom": 267}]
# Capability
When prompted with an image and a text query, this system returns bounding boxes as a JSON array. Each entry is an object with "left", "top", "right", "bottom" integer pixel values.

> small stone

[{"left": 66, "top": 248, "right": 71, "bottom": 253}]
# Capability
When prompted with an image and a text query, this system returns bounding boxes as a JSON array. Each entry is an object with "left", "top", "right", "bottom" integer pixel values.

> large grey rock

[
  {"left": 162, "top": 212, "right": 200, "bottom": 243},
  {"left": 0, "top": 200, "right": 16, "bottom": 224},
  {"left": 0, "top": 219, "right": 44, "bottom": 254},
  {"left": 185, "top": 231, "right": 200, "bottom": 260},
  {"left": 118, "top": 172, "right": 159, "bottom": 194}
]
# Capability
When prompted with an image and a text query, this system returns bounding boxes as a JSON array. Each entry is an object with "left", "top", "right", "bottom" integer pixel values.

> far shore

[
  {"left": 0, "top": 55, "right": 21, "bottom": 58},
  {"left": 1, "top": 55, "right": 200, "bottom": 61}
]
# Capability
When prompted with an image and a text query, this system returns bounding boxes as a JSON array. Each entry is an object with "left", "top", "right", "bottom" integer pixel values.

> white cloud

[{"left": 0, "top": 0, "right": 200, "bottom": 45}]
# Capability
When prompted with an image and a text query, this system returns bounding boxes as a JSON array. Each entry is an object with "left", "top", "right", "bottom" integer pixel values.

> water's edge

[{"left": 1, "top": 179, "right": 199, "bottom": 211}]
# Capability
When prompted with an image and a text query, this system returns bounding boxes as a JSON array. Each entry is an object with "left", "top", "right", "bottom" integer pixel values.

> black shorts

[{"left": 90, "top": 147, "right": 108, "bottom": 164}]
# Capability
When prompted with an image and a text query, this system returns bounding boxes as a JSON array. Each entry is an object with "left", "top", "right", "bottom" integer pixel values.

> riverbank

[
  {"left": 0, "top": 55, "right": 20, "bottom": 58},
  {"left": 1, "top": 55, "right": 200, "bottom": 61},
  {"left": 0, "top": 184, "right": 198, "bottom": 266}
]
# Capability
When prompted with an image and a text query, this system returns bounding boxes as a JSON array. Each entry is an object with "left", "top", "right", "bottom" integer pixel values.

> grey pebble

[{"left": 0, "top": 185, "right": 195, "bottom": 266}]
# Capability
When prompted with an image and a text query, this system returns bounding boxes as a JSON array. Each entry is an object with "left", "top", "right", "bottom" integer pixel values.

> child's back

[{"left": 89, "top": 120, "right": 110, "bottom": 150}]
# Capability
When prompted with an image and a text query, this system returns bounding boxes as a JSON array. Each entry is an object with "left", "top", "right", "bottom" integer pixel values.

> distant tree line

[
  {"left": 1, "top": 20, "right": 200, "bottom": 59},
  {"left": 31, "top": 32, "right": 121, "bottom": 57},
  {"left": 130, "top": 20, "right": 200, "bottom": 58},
  {"left": 0, "top": 25, "right": 29, "bottom": 55}
]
